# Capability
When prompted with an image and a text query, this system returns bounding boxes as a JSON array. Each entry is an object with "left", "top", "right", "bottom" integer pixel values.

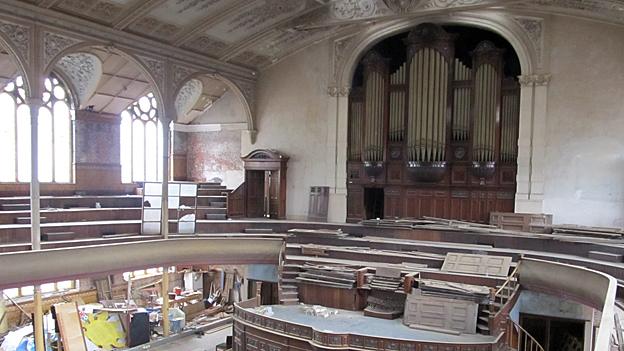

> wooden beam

[{"left": 112, "top": 0, "right": 168, "bottom": 30}]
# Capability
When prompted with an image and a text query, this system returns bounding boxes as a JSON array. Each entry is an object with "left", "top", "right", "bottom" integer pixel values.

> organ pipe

[
  {"left": 404, "top": 24, "right": 454, "bottom": 163},
  {"left": 501, "top": 81, "right": 520, "bottom": 163},
  {"left": 471, "top": 41, "right": 504, "bottom": 163},
  {"left": 362, "top": 52, "right": 389, "bottom": 162},
  {"left": 452, "top": 59, "right": 472, "bottom": 140},
  {"left": 348, "top": 91, "right": 364, "bottom": 161},
  {"left": 389, "top": 63, "right": 406, "bottom": 142}
]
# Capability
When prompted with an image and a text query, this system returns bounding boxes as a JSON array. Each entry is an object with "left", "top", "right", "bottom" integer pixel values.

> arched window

[
  {"left": 0, "top": 75, "right": 74, "bottom": 183},
  {"left": 120, "top": 93, "right": 163, "bottom": 183}
]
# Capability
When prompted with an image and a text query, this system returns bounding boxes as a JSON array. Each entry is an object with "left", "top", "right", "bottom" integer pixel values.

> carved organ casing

[{"left": 347, "top": 24, "right": 520, "bottom": 223}]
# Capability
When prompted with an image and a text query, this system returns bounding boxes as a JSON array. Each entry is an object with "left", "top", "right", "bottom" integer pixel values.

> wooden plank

[{"left": 55, "top": 302, "right": 88, "bottom": 351}]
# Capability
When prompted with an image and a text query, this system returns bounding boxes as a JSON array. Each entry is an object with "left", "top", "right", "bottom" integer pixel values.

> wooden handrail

[
  {"left": 495, "top": 261, "right": 521, "bottom": 297},
  {"left": 508, "top": 318, "right": 545, "bottom": 351}
]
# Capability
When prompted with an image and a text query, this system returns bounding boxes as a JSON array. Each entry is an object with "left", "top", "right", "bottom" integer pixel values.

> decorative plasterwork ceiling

[{"left": 15, "top": 0, "right": 624, "bottom": 71}]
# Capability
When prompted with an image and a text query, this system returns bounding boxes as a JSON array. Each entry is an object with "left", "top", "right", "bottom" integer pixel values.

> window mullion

[{"left": 13, "top": 96, "right": 19, "bottom": 182}]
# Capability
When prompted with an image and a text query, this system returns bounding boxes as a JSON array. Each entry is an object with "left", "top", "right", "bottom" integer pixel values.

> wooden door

[
  {"left": 246, "top": 170, "right": 265, "bottom": 218},
  {"left": 267, "top": 170, "right": 280, "bottom": 218}
]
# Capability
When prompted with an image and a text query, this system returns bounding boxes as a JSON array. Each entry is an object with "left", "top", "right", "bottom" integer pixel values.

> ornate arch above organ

[{"left": 347, "top": 23, "right": 521, "bottom": 223}]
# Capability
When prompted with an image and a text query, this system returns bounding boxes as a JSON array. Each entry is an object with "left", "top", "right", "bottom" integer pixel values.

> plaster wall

[
  {"left": 542, "top": 16, "right": 624, "bottom": 226},
  {"left": 192, "top": 90, "right": 247, "bottom": 125},
  {"left": 187, "top": 130, "right": 244, "bottom": 189},
  {"left": 243, "top": 42, "right": 332, "bottom": 220}
]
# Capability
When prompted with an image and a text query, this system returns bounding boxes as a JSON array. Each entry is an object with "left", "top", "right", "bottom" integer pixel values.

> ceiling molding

[
  {"left": 38, "top": 0, "right": 63, "bottom": 9},
  {"left": 112, "top": 0, "right": 168, "bottom": 30},
  {"left": 171, "top": 0, "right": 252, "bottom": 47},
  {"left": 0, "top": 0, "right": 256, "bottom": 81},
  {"left": 220, "top": 1, "right": 329, "bottom": 62}
]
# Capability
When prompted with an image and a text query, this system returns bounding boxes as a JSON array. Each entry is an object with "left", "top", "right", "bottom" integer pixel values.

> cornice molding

[{"left": 0, "top": 0, "right": 256, "bottom": 82}]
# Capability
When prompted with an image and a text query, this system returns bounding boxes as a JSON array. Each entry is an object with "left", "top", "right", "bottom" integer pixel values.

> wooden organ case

[{"left": 347, "top": 24, "right": 520, "bottom": 223}]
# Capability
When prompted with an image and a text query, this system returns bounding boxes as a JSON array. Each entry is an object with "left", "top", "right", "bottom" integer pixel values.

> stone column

[
  {"left": 515, "top": 74, "right": 551, "bottom": 213},
  {"left": 28, "top": 97, "right": 44, "bottom": 351},
  {"left": 326, "top": 87, "right": 350, "bottom": 223}
]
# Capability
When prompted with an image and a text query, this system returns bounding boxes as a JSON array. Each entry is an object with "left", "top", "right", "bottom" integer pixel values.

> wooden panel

[
  {"left": 451, "top": 165, "right": 468, "bottom": 185},
  {"left": 386, "top": 162, "right": 403, "bottom": 184},
  {"left": 384, "top": 187, "right": 403, "bottom": 218},
  {"left": 298, "top": 283, "right": 368, "bottom": 311},
  {"left": 347, "top": 186, "right": 363, "bottom": 220},
  {"left": 403, "top": 291, "right": 478, "bottom": 333},
  {"left": 442, "top": 253, "right": 512, "bottom": 277},
  {"left": 246, "top": 170, "right": 265, "bottom": 218}
]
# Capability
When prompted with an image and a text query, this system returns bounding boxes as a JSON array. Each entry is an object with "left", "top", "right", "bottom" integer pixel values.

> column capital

[
  {"left": 518, "top": 73, "right": 552, "bottom": 87},
  {"left": 327, "top": 85, "right": 351, "bottom": 97}
]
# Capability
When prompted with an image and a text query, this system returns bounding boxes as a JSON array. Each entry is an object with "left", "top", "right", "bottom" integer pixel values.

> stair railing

[
  {"left": 506, "top": 318, "right": 545, "bottom": 351},
  {"left": 492, "top": 261, "right": 521, "bottom": 316}
]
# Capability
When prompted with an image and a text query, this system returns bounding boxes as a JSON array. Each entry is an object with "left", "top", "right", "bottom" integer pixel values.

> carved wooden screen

[{"left": 346, "top": 23, "right": 520, "bottom": 223}]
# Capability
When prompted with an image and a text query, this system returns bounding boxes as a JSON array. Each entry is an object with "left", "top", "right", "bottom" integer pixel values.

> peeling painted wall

[{"left": 186, "top": 130, "right": 244, "bottom": 189}]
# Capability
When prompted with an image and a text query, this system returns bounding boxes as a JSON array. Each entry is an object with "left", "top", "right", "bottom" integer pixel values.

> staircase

[
  {"left": 197, "top": 182, "right": 231, "bottom": 220},
  {"left": 278, "top": 244, "right": 301, "bottom": 305}
]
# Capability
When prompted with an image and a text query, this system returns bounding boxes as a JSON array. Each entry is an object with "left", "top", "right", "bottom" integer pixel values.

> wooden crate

[{"left": 489, "top": 212, "right": 553, "bottom": 233}]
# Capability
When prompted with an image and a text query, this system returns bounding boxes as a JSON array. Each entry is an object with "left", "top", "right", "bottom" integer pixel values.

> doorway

[
  {"left": 364, "top": 188, "right": 384, "bottom": 219},
  {"left": 521, "top": 314, "right": 585, "bottom": 351}
]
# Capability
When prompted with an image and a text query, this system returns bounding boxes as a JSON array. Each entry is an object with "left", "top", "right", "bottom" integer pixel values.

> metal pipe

[{"left": 162, "top": 266, "right": 170, "bottom": 337}]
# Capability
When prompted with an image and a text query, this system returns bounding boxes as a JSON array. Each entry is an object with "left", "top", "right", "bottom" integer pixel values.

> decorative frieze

[
  {"left": 56, "top": 52, "right": 102, "bottom": 107},
  {"left": 518, "top": 73, "right": 551, "bottom": 87},
  {"left": 331, "top": 0, "right": 378, "bottom": 19},
  {"left": 137, "top": 54, "right": 165, "bottom": 86},
  {"left": 175, "top": 78, "right": 203, "bottom": 118},
  {"left": 0, "top": 20, "right": 31, "bottom": 63},
  {"left": 512, "top": 16, "right": 544, "bottom": 66},
  {"left": 327, "top": 86, "right": 351, "bottom": 97},
  {"left": 173, "top": 64, "right": 197, "bottom": 89},
  {"left": 43, "top": 31, "right": 81, "bottom": 68}
]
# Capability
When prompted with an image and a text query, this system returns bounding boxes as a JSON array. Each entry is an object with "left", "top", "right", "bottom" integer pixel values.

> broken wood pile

[
  {"left": 418, "top": 279, "right": 491, "bottom": 303},
  {"left": 295, "top": 263, "right": 358, "bottom": 289},
  {"left": 551, "top": 224, "right": 624, "bottom": 239},
  {"left": 287, "top": 228, "right": 348, "bottom": 238},
  {"left": 369, "top": 267, "right": 403, "bottom": 292}
]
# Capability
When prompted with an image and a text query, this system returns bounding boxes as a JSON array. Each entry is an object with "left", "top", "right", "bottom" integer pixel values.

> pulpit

[{"left": 227, "top": 149, "right": 289, "bottom": 219}]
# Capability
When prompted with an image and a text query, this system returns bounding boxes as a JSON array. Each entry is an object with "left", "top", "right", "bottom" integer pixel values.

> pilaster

[{"left": 515, "top": 73, "right": 551, "bottom": 213}]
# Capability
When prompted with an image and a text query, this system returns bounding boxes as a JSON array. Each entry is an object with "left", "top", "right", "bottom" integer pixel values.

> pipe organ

[{"left": 347, "top": 23, "right": 520, "bottom": 223}]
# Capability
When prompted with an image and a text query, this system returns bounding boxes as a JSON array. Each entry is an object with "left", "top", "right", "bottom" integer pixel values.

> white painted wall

[
  {"left": 242, "top": 42, "right": 332, "bottom": 220},
  {"left": 542, "top": 16, "right": 624, "bottom": 226}
]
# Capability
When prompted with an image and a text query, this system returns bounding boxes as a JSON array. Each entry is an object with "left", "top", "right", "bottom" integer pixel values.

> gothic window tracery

[
  {"left": 120, "top": 92, "right": 163, "bottom": 183},
  {"left": 0, "top": 74, "right": 74, "bottom": 183}
]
